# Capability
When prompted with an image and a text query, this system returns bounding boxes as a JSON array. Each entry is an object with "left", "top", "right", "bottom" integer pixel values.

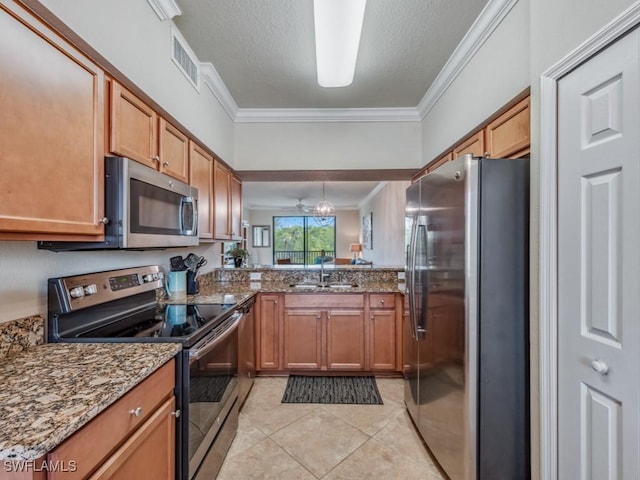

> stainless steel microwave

[{"left": 39, "top": 157, "right": 199, "bottom": 251}]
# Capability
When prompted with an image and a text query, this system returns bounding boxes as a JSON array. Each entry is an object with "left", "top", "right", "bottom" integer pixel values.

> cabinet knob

[
  {"left": 163, "top": 161, "right": 170, "bottom": 167},
  {"left": 171, "top": 409, "right": 181, "bottom": 418},
  {"left": 152, "top": 155, "right": 160, "bottom": 162},
  {"left": 316, "top": 313, "right": 321, "bottom": 319},
  {"left": 370, "top": 314, "right": 374, "bottom": 320},
  {"left": 129, "top": 406, "right": 143, "bottom": 417},
  {"left": 484, "top": 152, "right": 490, "bottom": 158},
  {"left": 380, "top": 299, "right": 385, "bottom": 305},
  {"left": 98, "top": 217, "right": 109, "bottom": 225}
]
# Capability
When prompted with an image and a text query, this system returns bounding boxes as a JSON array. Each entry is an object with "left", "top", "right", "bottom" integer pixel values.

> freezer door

[
  {"left": 416, "top": 155, "right": 471, "bottom": 480},
  {"left": 404, "top": 181, "right": 421, "bottom": 424}
]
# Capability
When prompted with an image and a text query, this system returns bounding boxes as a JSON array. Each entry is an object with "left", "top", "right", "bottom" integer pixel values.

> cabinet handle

[
  {"left": 380, "top": 299, "right": 385, "bottom": 305},
  {"left": 274, "top": 300, "right": 278, "bottom": 305},
  {"left": 152, "top": 155, "right": 160, "bottom": 162},
  {"left": 316, "top": 313, "right": 321, "bottom": 319},
  {"left": 370, "top": 314, "right": 374, "bottom": 320},
  {"left": 327, "top": 313, "right": 331, "bottom": 320},
  {"left": 129, "top": 406, "right": 143, "bottom": 417},
  {"left": 484, "top": 152, "right": 490, "bottom": 158},
  {"left": 98, "top": 217, "right": 109, "bottom": 225},
  {"left": 171, "top": 409, "right": 181, "bottom": 418},
  {"left": 163, "top": 161, "right": 170, "bottom": 167}
]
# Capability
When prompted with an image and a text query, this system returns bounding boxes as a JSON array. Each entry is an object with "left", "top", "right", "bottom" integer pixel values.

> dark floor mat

[{"left": 281, "top": 375, "right": 383, "bottom": 405}]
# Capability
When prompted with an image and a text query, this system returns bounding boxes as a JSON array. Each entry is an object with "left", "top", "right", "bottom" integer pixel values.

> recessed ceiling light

[{"left": 313, "top": 0, "right": 367, "bottom": 88}]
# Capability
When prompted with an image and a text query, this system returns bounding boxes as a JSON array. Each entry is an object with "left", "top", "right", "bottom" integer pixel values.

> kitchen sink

[{"left": 289, "top": 284, "right": 358, "bottom": 289}]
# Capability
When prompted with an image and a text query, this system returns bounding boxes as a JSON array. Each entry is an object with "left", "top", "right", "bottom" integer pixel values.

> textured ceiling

[{"left": 173, "top": 0, "right": 489, "bottom": 109}]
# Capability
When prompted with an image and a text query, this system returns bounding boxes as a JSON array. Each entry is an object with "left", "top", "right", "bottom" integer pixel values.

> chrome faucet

[{"left": 319, "top": 249, "right": 329, "bottom": 286}]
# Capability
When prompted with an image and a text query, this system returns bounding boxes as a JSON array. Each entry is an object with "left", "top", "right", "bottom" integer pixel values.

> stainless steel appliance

[
  {"left": 39, "top": 157, "right": 198, "bottom": 251},
  {"left": 405, "top": 154, "right": 529, "bottom": 480},
  {"left": 47, "top": 265, "right": 243, "bottom": 480}
]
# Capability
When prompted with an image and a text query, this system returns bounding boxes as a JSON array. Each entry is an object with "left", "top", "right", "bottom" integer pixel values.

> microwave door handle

[
  {"left": 180, "top": 196, "right": 197, "bottom": 235},
  {"left": 189, "top": 311, "right": 243, "bottom": 361}
]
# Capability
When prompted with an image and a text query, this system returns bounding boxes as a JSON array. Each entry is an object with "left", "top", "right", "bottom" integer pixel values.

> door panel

[{"left": 558, "top": 29, "right": 640, "bottom": 480}]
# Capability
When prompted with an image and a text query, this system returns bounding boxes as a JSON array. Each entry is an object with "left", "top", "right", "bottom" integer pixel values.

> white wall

[
  {"left": 358, "top": 181, "right": 409, "bottom": 266},
  {"left": 421, "top": 0, "right": 530, "bottom": 163},
  {"left": 39, "top": 0, "right": 235, "bottom": 163},
  {"left": 0, "top": 242, "right": 221, "bottom": 324},
  {"left": 234, "top": 121, "right": 422, "bottom": 170},
  {"left": 247, "top": 210, "right": 359, "bottom": 265}
]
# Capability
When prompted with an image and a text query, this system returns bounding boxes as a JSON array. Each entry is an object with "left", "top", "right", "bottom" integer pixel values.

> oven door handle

[{"left": 189, "top": 311, "right": 243, "bottom": 361}]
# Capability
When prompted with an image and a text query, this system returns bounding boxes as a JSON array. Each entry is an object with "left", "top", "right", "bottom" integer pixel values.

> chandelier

[{"left": 313, "top": 182, "right": 335, "bottom": 225}]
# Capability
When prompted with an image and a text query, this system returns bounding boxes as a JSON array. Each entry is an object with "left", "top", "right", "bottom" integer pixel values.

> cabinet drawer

[
  {"left": 284, "top": 294, "right": 364, "bottom": 309},
  {"left": 369, "top": 294, "right": 395, "bottom": 309},
  {"left": 48, "top": 359, "right": 175, "bottom": 480}
]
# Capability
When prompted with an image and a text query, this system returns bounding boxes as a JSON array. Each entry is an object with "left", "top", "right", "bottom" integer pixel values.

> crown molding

[
  {"left": 416, "top": 0, "right": 518, "bottom": 119},
  {"left": 200, "top": 62, "right": 239, "bottom": 120},
  {"left": 234, "top": 107, "right": 420, "bottom": 123},
  {"left": 146, "top": 0, "right": 181, "bottom": 20}
]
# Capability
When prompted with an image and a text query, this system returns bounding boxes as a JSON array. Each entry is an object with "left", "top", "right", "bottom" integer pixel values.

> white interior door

[{"left": 558, "top": 29, "right": 640, "bottom": 479}]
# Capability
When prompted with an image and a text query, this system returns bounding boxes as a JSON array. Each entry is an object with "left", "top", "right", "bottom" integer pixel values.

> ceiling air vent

[{"left": 171, "top": 26, "right": 199, "bottom": 91}]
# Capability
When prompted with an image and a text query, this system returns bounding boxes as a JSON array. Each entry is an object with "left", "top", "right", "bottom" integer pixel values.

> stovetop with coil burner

[{"left": 46, "top": 265, "right": 235, "bottom": 348}]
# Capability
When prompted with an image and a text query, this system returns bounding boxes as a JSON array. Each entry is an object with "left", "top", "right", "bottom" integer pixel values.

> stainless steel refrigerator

[{"left": 404, "top": 154, "right": 529, "bottom": 480}]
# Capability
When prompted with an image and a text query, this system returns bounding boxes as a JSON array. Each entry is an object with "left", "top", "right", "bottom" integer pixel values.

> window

[{"left": 273, "top": 216, "right": 336, "bottom": 265}]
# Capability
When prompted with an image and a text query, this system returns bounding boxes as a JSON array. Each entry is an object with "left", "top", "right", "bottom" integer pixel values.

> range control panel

[{"left": 49, "top": 265, "right": 164, "bottom": 314}]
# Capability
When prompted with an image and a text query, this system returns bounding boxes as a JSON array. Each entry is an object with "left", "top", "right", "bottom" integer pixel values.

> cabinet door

[
  {"left": 0, "top": 2, "right": 104, "bottom": 238},
  {"left": 110, "top": 81, "right": 157, "bottom": 168},
  {"left": 88, "top": 397, "right": 175, "bottom": 480},
  {"left": 427, "top": 151, "right": 453, "bottom": 173},
  {"left": 213, "top": 161, "right": 231, "bottom": 240},
  {"left": 159, "top": 118, "right": 189, "bottom": 182},
  {"left": 485, "top": 96, "right": 530, "bottom": 158},
  {"left": 230, "top": 174, "right": 243, "bottom": 240},
  {"left": 369, "top": 310, "right": 397, "bottom": 371},
  {"left": 453, "top": 130, "right": 484, "bottom": 158},
  {"left": 238, "top": 303, "right": 255, "bottom": 408},
  {"left": 283, "top": 310, "right": 323, "bottom": 370},
  {"left": 326, "top": 310, "right": 365, "bottom": 370},
  {"left": 189, "top": 141, "right": 214, "bottom": 240},
  {"left": 256, "top": 294, "right": 281, "bottom": 370}
]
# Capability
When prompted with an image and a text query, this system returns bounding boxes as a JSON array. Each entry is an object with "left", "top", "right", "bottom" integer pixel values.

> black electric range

[{"left": 47, "top": 265, "right": 242, "bottom": 480}]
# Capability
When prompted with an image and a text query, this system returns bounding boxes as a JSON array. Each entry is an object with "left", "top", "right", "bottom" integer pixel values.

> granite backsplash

[
  {"left": 0, "top": 315, "right": 45, "bottom": 359},
  {"left": 202, "top": 266, "right": 403, "bottom": 287}
]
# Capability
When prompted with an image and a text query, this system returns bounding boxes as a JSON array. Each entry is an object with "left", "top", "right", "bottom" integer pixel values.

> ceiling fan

[{"left": 293, "top": 199, "right": 314, "bottom": 213}]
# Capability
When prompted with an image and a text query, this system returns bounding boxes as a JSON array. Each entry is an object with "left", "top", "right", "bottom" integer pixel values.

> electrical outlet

[
  {"left": 397, "top": 271, "right": 405, "bottom": 280},
  {"left": 250, "top": 272, "right": 261, "bottom": 280}
]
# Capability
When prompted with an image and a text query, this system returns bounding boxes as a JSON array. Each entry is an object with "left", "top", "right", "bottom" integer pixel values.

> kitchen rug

[{"left": 281, "top": 375, "right": 383, "bottom": 405}]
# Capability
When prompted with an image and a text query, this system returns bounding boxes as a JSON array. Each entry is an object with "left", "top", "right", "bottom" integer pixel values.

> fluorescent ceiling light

[{"left": 314, "top": 0, "right": 367, "bottom": 88}]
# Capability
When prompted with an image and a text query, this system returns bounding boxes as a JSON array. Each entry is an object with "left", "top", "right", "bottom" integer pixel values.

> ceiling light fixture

[
  {"left": 313, "top": 0, "right": 367, "bottom": 88},
  {"left": 313, "top": 182, "right": 336, "bottom": 225}
]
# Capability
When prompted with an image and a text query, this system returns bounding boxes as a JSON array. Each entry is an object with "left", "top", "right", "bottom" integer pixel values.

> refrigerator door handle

[{"left": 407, "top": 215, "right": 419, "bottom": 339}]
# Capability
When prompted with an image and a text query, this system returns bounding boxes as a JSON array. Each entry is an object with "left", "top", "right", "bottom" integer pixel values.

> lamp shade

[{"left": 350, "top": 243, "right": 363, "bottom": 253}]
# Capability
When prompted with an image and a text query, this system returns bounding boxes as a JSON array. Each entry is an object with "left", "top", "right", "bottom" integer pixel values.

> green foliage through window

[{"left": 273, "top": 216, "right": 336, "bottom": 265}]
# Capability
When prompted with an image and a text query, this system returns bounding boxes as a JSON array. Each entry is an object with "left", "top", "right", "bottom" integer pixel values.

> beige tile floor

[{"left": 217, "top": 377, "right": 446, "bottom": 480}]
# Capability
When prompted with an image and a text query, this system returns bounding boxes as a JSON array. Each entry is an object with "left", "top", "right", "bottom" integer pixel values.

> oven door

[{"left": 187, "top": 311, "right": 240, "bottom": 478}]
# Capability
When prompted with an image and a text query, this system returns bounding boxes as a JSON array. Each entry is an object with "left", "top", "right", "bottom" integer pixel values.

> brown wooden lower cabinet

[
  {"left": 257, "top": 292, "right": 401, "bottom": 374},
  {"left": 2, "top": 360, "right": 176, "bottom": 480},
  {"left": 256, "top": 294, "right": 282, "bottom": 370}
]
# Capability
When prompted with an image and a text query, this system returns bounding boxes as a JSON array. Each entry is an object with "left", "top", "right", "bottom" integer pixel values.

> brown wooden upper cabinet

[
  {"left": 213, "top": 161, "right": 243, "bottom": 241},
  {"left": 0, "top": 1, "right": 105, "bottom": 239},
  {"left": 188, "top": 141, "right": 214, "bottom": 240},
  {"left": 453, "top": 130, "right": 485, "bottom": 158},
  {"left": 110, "top": 81, "right": 189, "bottom": 182},
  {"left": 485, "top": 96, "right": 531, "bottom": 158}
]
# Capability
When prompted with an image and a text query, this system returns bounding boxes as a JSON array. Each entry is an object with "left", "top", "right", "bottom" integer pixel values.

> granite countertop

[
  {"left": 168, "top": 281, "right": 406, "bottom": 306},
  {"left": 0, "top": 342, "right": 181, "bottom": 461}
]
